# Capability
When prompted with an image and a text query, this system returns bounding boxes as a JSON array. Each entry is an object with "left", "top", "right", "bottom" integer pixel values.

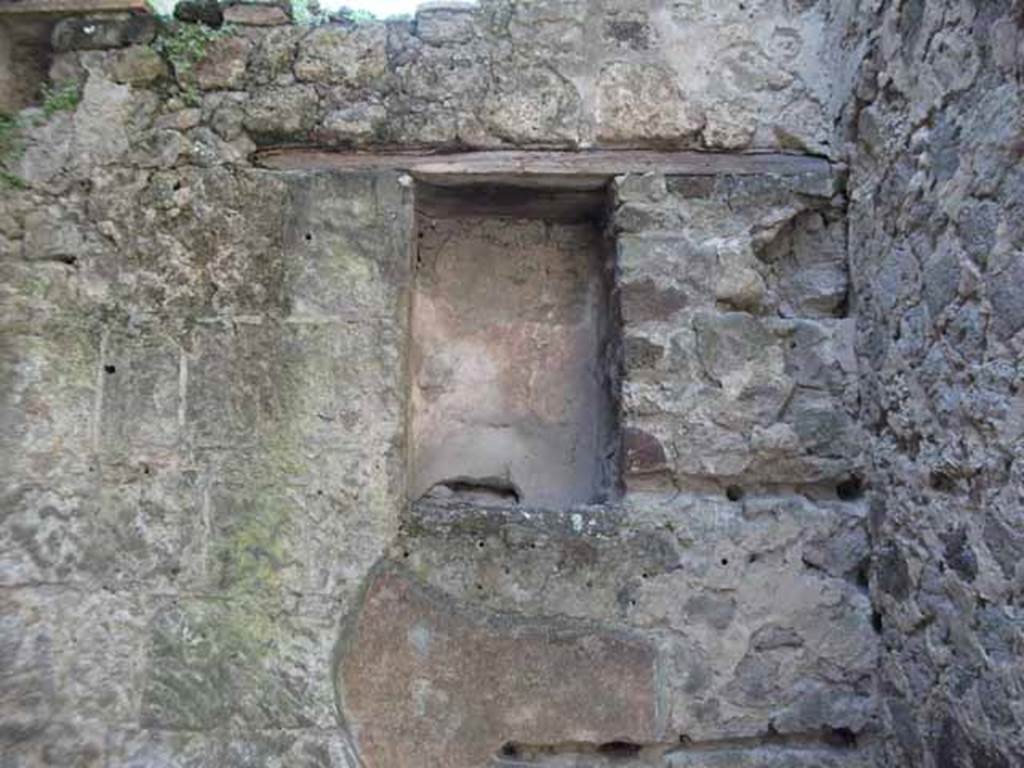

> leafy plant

[
  {"left": 0, "top": 114, "right": 25, "bottom": 190},
  {"left": 41, "top": 80, "right": 82, "bottom": 117},
  {"left": 322, "top": 4, "right": 380, "bottom": 23},
  {"left": 0, "top": 170, "right": 26, "bottom": 190},
  {"left": 152, "top": 22, "right": 231, "bottom": 105}
]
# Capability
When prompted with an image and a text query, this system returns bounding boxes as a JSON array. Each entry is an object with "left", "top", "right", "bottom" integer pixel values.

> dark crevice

[
  {"left": 596, "top": 741, "right": 642, "bottom": 758},
  {"left": 426, "top": 476, "right": 522, "bottom": 504},
  {"left": 496, "top": 726, "right": 870, "bottom": 764},
  {"left": 836, "top": 476, "right": 865, "bottom": 501}
]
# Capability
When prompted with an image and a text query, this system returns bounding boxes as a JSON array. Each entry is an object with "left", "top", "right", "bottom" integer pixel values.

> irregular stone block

[
  {"left": 106, "top": 727, "right": 361, "bottom": 767},
  {"left": 596, "top": 62, "right": 704, "bottom": 144},
  {"left": 0, "top": 590, "right": 57, "bottom": 729},
  {"left": 0, "top": 587, "right": 149, "bottom": 736},
  {"left": 617, "top": 234, "right": 716, "bottom": 314},
  {"left": 321, "top": 102, "right": 387, "bottom": 144},
  {"left": 623, "top": 427, "right": 669, "bottom": 477},
  {"left": 415, "top": 2, "right": 478, "bottom": 45},
  {"left": 141, "top": 595, "right": 337, "bottom": 731},
  {"left": 91, "top": 468, "right": 205, "bottom": 590},
  {"left": 295, "top": 24, "right": 388, "bottom": 88},
  {"left": 281, "top": 170, "right": 412, "bottom": 319},
  {"left": 222, "top": 3, "right": 291, "bottom": 26},
  {"left": 110, "top": 45, "right": 167, "bottom": 86},
  {"left": 247, "top": 25, "right": 304, "bottom": 85},
  {"left": 173, "top": 0, "right": 224, "bottom": 27},
  {"left": 243, "top": 84, "right": 319, "bottom": 139},
  {"left": 52, "top": 16, "right": 157, "bottom": 52},
  {"left": 0, "top": 484, "right": 97, "bottom": 585},
  {"left": 99, "top": 329, "right": 182, "bottom": 463},
  {"left": 339, "top": 566, "right": 658, "bottom": 768},
  {"left": 482, "top": 62, "right": 582, "bottom": 145},
  {"left": 196, "top": 34, "right": 252, "bottom": 91}
]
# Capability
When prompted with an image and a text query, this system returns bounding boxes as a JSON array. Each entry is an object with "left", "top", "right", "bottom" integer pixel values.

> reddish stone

[
  {"left": 222, "top": 3, "right": 290, "bottom": 26},
  {"left": 623, "top": 428, "right": 669, "bottom": 475},
  {"left": 338, "top": 566, "right": 658, "bottom": 768},
  {"left": 195, "top": 35, "right": 251, "bottom": 91}
]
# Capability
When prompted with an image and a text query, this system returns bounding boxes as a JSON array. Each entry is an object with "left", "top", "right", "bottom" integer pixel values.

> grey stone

[
  {"left": 294, "top": 24, "right": 388, "bottom": 88},
  {"left": 173, "top": 0, "right": 224, "bottom": 27},
  {"left": 52, "top": 16, "right": 157, "bottom": 51},
  {"left": 222, "top": 3, "right": 291, "bottom": 26},
  {"left": 195, "top": 34, "right": 252, "bottom": 91},
  {"left": 415, "top": 4, "right": 477, "bottom": 45},
  {"left": 243, "top": 84, "right": 319, "bottom": 139},
  {"left": 596, "top": 62, "right": 704, "bottom": 144},
  {"left": 110, "top": 45, "right": 168, "bottom": 86}
]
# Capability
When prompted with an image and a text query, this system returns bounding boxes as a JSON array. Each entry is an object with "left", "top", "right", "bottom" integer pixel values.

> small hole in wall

[
  {"left": 748, "top": 552, "right": 759, "bottom": 564},
  {"left": 499, "top": 743, "right": 518, "bottom": 758},
  {"left": 822, "top": 727, "right": 858, "bottom": 749},
  {"left": 725, "top": 485, "right": 744, "bottom": 502},
  {"left": 929, "top": 470, "right": 956, "bottom": 493},
  {"left": 836, "top": 476, "right": 864, "bottom": 501},
  {"left": 871, "top": 611, "right": 883, "bottom": 634},
  {"left": 104, "top": 364, "right": 116, "bottom": 374},
  {"left": 402, "top": 550, "right": 410, "bottom": 559},
  {"left": 720, "top": 557, "right": 729, "bottom": 566}
]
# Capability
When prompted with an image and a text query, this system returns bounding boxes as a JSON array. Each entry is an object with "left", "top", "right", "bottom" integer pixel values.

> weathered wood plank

[
  {"left": 416, "top": 181, "right": 607, "bottom": 222},
  {"left": 255, "top": 148, "right": 835, "bottom": 185},
  {"left": 0, "top": 0, "right": 150, "bottom": 15}
]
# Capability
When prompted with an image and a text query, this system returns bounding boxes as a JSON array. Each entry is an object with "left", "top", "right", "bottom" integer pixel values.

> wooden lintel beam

[
  {"left": 0, "top": 0, "right": 150, "bottom": 16},
  {"left": 255, "top": 148, "right": 837, "bottom": 186}
]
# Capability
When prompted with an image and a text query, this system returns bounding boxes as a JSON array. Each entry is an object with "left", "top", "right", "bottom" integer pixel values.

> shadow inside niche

[{"left": 422, "top": 475, "right": 522, "bottom": 506}]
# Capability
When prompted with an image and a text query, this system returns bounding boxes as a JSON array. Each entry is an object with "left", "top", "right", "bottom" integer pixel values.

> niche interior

[{"left": 409, "top": 181, "right": 620, "bottom": 508}]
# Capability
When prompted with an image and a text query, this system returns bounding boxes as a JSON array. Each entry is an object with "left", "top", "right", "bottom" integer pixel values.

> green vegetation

[
  {"left": 340, "top": 7, "right": 377, "bottom": 22},
  {"left": 0, "top": 114, "right": 19, "bottom": 157},
  {"left": 0, "top": 79, "right": 83, "bottom": 190},
  {"left": 144, "top": 0, "right": 175, "bottom": 16},
  {"left": 152, "top": 22, "right": 232, "bottom": 106},
  {"left": 0, "top": 114, "right": 25, "bottom": 190},
  {"left": 40, "top": 80, "right": 82, "bottom": 118}
]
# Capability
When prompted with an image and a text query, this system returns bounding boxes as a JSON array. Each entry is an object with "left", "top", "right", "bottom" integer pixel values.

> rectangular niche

[{"left": 410, "top": 182, "right": 620, "bottom": 509}]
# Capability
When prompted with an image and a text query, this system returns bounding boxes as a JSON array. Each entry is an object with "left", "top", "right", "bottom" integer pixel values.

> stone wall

[
  {"left": 0, "top": 0, "right": 1019, "bottom": 766},
  {"left": 843, "top": 1, "right": 1024, "bottom": 766}
]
